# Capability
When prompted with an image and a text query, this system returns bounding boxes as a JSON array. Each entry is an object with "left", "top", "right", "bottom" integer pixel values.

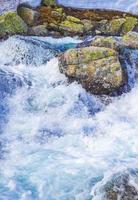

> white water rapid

[
  {"left": 0, "top": 35, "right": 138, "bottom": 200},
  {"left": 1, "top": 0, "right": 138, "bottom": 15}
]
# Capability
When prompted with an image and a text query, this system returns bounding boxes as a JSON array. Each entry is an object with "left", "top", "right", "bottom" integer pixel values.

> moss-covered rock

[
  {"left": 0, "top": 12, "right": 28, "bottom": 37},
  {"left": 122, "top": 17, "right": 138, "bottom": 35},
  {"left": 59, "top": 46, "right": 124, "bottom": 95},
  {"left": 82, "top": 19, "right": 94, "bottom": 33},
  {"left": 51, "top": 8, "right": 66, "bottom": 23},
  {"left": 91, "top": 36, "right": 119, "bottom": 50},
  {"left": 17, "top": 6, "right": 40, "bottom": 26},
  {"left": 42, "top": 0, "right": 57, "bottom": 6},
  {"left": 97, "top": 18, "right": 126, "bottom": 35},
  {"left": 59, "top": 19, "right": 84, "bottom": 35},
  {"left": 122, "top": 31, "right": 138, "bottom": 48},
  {"left": 109, "top": 18, "right": 126, "bottom": 35}
]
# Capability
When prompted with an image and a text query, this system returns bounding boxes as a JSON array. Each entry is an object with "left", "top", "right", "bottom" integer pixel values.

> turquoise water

[{"left": 0, "top": 36, "right": 138, "bottom": 200}]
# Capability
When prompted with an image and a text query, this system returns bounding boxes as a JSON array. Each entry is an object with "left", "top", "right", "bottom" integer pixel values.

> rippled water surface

[
  {"left": 58, "top": 0, "right": 138, "bottom": 14},
  {"left": 0, "top": 36, "right": 138, "bottom": 200}
]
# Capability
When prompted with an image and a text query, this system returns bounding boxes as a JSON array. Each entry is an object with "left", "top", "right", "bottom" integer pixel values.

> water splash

[
  {"left": 1, "top": 0, "right": 138, "bottom": 15},
  {"left": 0, "top": 36, "right": 138, "bottom": 199}
]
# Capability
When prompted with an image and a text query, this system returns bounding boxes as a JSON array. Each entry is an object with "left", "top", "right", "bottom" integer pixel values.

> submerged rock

[
  {"left": 97, "top": 169, "right": 138, "bottom": 200},
  {"left": 59, "top": 46, "right": 124, "bottom": 95},
  {"left": 0, "top": 11, "right": 28, "bottom": 37}
]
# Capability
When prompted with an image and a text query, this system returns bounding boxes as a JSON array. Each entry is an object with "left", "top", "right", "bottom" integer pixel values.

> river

[{"left": 0, "top": 35, "right": 138, "bottom": 199}]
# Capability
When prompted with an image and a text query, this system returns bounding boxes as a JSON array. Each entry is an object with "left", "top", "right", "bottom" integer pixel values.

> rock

[
  {"left": 91, "top": 36, "right": 119, "bottom": 50},
  {"left": 51, "top": 7, "right": 66, "bottom": 23},
  {"left": 95, "top": 17, "right": 137, "bottom": 36},
  {"left": 82, "top": 19, "right": 94, "bottom": 33},
  {"left": 122, "top": 31, "right": 138, "bottom": 49},
  {"left": 99, "top": 170, "right": 138, "bottom": 200},
  {"left": 121, "top": 17, "right": 138, "bottom": 35},
  {"left": 17, "top": 6, "right": 40, "bottom": 26},
  {"left": 28, "top": 24, "right": 48, "bottom": 36},
  {"left": 0, "top": 11, "right": 28, "bottom": 37},
  {"left": 42, "top": 0, "right": 57, "bottom": 6},
  {"left": 59, "top": 46, "right": 124, "bottom": 95},
  {"left": 59, "top": 16, "right": 84, "bottom": 35},
  {"left": 96, "top": 18, "right": 126, "bottom": 36}
]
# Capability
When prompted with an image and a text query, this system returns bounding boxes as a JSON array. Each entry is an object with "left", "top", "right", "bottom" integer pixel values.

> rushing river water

[
  {"left": 1, "top": 0, "right": 138, "bottom": 15},
  {"left": 0, "top": 35, "right": 138, "bottom": 200}
]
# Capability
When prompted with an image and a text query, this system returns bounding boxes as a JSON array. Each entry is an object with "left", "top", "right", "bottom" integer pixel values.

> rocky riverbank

[
  {"left": 1, "top": 0, "right": 138, "bottom": 95},
  {"left": 1, "top": 0, "right": 138, "bottom": 38}
]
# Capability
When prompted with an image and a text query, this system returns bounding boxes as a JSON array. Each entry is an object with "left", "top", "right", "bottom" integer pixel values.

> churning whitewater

[
  {"left": 1, "top": 0, "right": 138, "bottom": 14},
  {"left": 0, "top": 36, "right": 138, "bottom": 200}
]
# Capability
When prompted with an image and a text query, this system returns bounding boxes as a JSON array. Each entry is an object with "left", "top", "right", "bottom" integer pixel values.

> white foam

[{"left": 0, "top": 36, "right": 138, "bottom": 199}]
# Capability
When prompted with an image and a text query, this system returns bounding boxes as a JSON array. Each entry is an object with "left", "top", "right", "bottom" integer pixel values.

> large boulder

[
  {"left": 17, "top": 6, "right": 40, "bottom": 26},
  {"left": 59, "top": 46, "right": 124, "bottom": 95},
  {"left": 0, "top": 12, "right": 28, "bottom": 37}
]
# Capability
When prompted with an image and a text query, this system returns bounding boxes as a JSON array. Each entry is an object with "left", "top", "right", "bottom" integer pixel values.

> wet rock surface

[
  {"left": 96, "top": 169, "right": 138, "bottom": 200},
  {"left": 59, "top": 46, "right": 124, "bottom": 95}
]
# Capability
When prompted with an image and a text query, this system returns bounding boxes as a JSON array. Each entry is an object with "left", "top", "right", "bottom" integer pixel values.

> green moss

[
  {"left": 122, "top": 17, "right": 138, "bottom": 35},
  {"left": 92, "top": 36, "right": 117, "bottom": 49},
  {"left": 66, "top": 16, "right": 81, "bottom": 23},
  {"left": 55, "top": 8, "right": 63, "bottom": 14},
  {"left": 0, "top": 12, "right": 28, "bottom": 37},
  {"left": 60, "top": 19, "right": 84, "bottom": 33},
  {"left": 109, "top": 18, "right": 126, "bottom": 34},
  {"left": 78, "top": 47, "right": 116, "bottom": 63}
]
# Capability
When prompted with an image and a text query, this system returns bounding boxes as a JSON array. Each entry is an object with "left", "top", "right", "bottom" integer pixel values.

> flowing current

[
  {"left": 1, "top": 0, "right": 138, "bottom": 15},
  {"left": 0, "top": 35, "right": 138, "bottom": 200}
]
